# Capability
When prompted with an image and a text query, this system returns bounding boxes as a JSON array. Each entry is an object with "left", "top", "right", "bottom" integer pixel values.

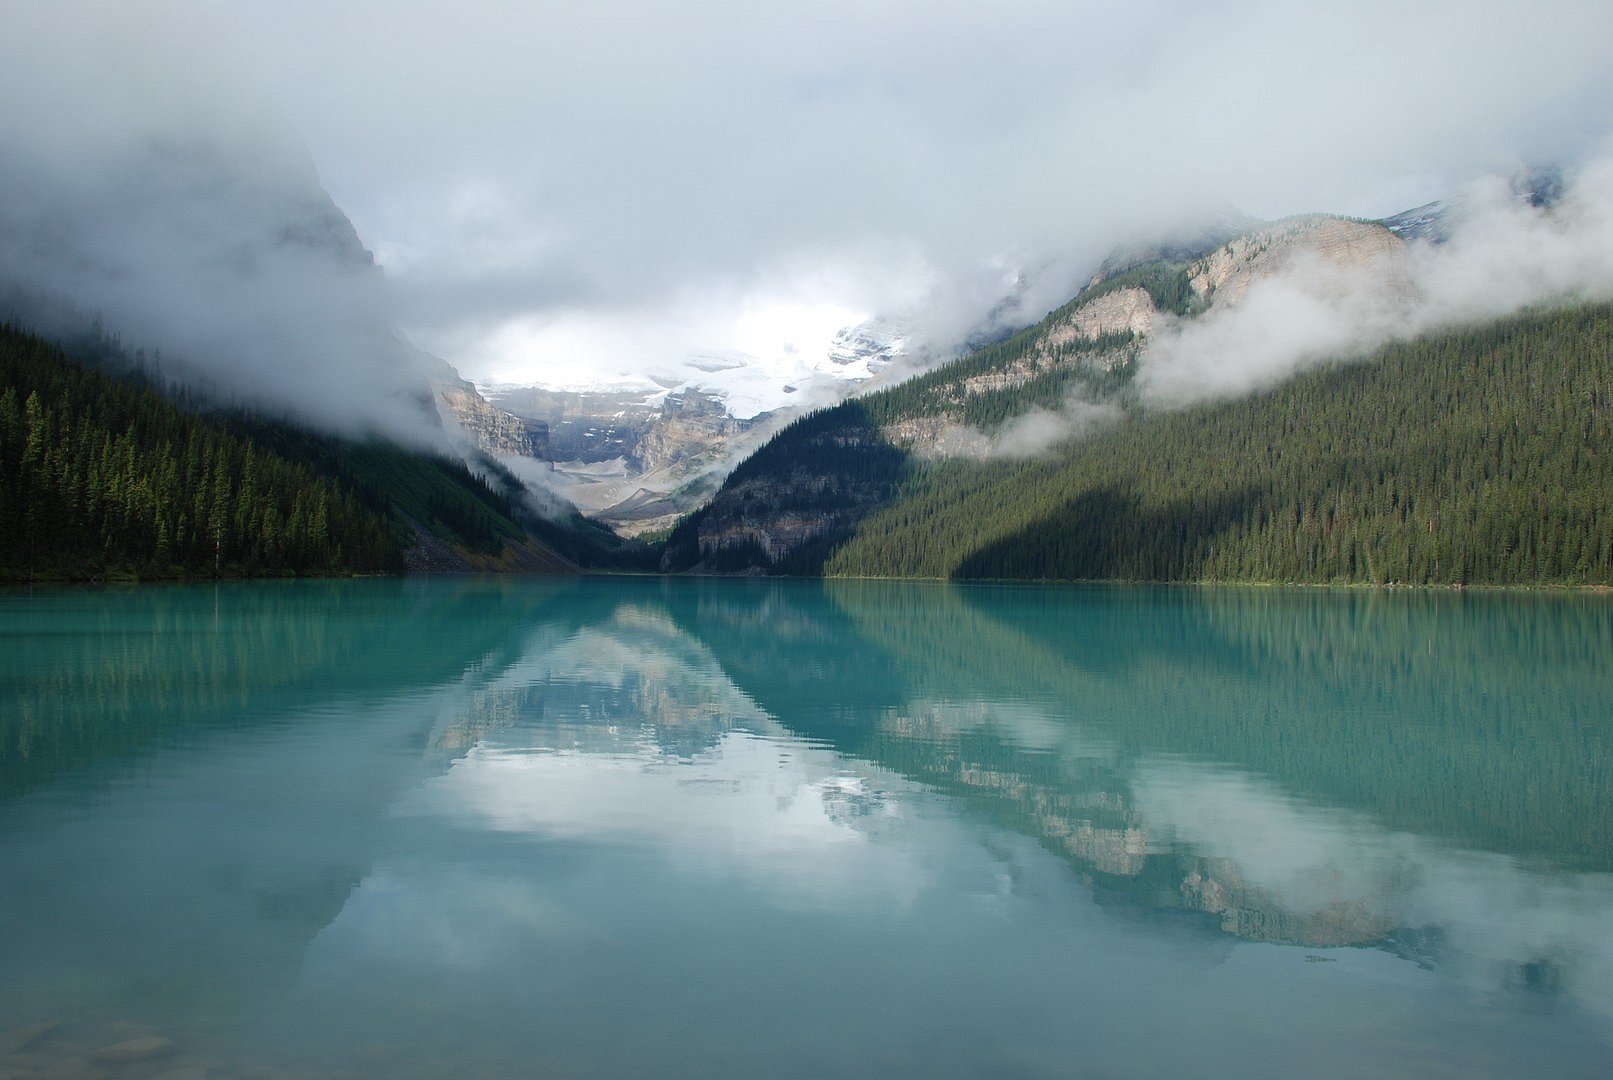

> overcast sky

[{"left": 3, "top": 0, "right": 1613, "bottom": 390}]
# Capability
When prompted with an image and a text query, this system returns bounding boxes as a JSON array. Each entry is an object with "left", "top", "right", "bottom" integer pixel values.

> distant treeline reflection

[
  {"left": 0, "top": 579, "right": 582, "bottom": 799},
  {"left": 667, "top": 581, "right": 1613, "bottom": 873}
]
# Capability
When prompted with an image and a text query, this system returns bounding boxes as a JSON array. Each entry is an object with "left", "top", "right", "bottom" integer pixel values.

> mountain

[
  {"left": 662, "top": 207, "right": 1613, "bottom": 587},
  {"left": 1382, "top": 164, "right": 1566, "bottom": 244},
  {"left": 516, "top": 202, "right": 1359, "bottom": 541},
  {"left": 470, "top": 314, "right": 915, "bottom": 536},
  {"left": 4, "top": 133, "right": 543, "bottom": 469},
  {"left": 0, "top": 316, "right": 668, "bottom": 579},
  {"left": 0, "top": 133, "right": 437, "bottom": 435},
  {"left": 0, "top": 125, "right": 667, "bottom": 575},
  {"left": 663, "top": 214, "right": 1403, "bottom": 565},
  {"left": 478, "top": 382, "right": 784, "bottom": 536},
  {"left": 1086, "top": 200, "right": 1261, "bottom": 280},
  {"left": 419, "top": 349, "right": 550, "bottom": 460}
]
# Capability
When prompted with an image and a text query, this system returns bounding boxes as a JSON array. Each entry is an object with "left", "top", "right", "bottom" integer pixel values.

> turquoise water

[{"left": 1, "top": 577, "right": 1611, "bottom": 1078}]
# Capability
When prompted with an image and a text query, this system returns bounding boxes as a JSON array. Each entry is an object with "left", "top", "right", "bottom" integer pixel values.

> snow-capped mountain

[
  {"left": 473, "top": 315, "right": 915, "bottom": 535},
  {"left": 624, "top": 314, "right": 913, "bottom": 420}
]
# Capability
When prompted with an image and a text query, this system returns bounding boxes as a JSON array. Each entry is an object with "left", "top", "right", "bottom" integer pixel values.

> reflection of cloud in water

[
  {"left": 431, "top": 608, "right": 775, "bottom": 762},
  {"left": 1134, "top": 758, "right": 1414, "bottom": 922},
  {"left": 331, "top": 868, "right": 611, "bottom": 971},
  {"left": 856, "top": 676, "right": 1613, "bottom": 1036},
  {"left": 890, "top": 698, "right": 1123, "bottom": 760},
  {"left": 406, "top": 590, "right": 1613, "bottom": 1046},
  {"left": 412, "top": 732, "right": 918, "bottom": 913},
  {"left": 1132, "top": 755, "right": 1613, "bottom": 1032}
]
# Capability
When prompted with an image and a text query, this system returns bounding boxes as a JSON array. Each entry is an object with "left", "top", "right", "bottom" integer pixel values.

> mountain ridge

[{"left": 660, "top": 194, "right": 1612, "bottom": 586}]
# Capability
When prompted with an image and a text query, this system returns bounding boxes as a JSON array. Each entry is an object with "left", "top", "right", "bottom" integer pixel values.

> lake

[{"left": 1, "top": 577, "right": 1611, "bottom": 1078}]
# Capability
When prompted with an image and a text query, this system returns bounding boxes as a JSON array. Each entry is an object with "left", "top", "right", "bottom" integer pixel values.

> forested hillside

[
  {"left": 0, "top": 323, "right": 639, "bottom": 580},
  {"left": 0, "top": 324, "right": 405, "bottom": 580},
  {"left": 668, "top": 301, "right": 1613, "bottom": 587}
]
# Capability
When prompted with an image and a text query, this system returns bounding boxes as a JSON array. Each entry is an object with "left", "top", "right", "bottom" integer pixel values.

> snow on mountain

[{"left": 485, "top": 315, "right": 911, "bottom": 422}]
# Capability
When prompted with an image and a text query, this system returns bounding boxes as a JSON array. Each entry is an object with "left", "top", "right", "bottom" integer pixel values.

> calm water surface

[{"left": 1, "top": 577, "right": 1611, "bottom": 1078}]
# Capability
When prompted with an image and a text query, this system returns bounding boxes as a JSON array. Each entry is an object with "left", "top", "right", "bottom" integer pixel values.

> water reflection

[
  {"left": 671, "top": 581, "right": 1613, "bottom": 1007},
  {"left": 394, "top": 580, "right": 1613, "bottom": 1063},
  {"left": 1, "top": 578, "right": 1610, "bottom": 1077}
]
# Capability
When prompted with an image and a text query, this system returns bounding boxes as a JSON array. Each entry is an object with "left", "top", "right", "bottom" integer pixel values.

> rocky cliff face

[
  {"left": 664, "top": 416, "right": 900, "bottom": 571},
  {"left": 416, "top": 350, "right": 548, "bottom": 460},
  {"left": 487, "top": 385, "right": 660, "bottom": 463},
  {"left": 1188, "top": 214, "right": 1412, "bottom": 308},
  {"left": 434, "top": 379, "right": 549, "bottom": 458},
  {"left": 635, "top": 389, "right": 758, "bottom": 474},
  {"left": 881, "top": 216, "right": 1415, "bottom": 461},
  {"left": 484, "top": 383, "right": 786, "bottom": 537},
  {"left": 1056, "top": 285, "right": 1159, "bottom": 342}
]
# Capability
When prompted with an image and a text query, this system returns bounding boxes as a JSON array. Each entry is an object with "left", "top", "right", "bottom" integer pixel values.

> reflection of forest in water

[
  {"left": 624, "top": 581, "right": 1613, "bottom": 978},
  {"left": 6, "top": 578, "right": 1612, "bottom": 993},
  {"left": 0, "top": 578, "right": 601, "bottom": 1044},
  {"left": 0, "top": 579, "right": 590, "bottom": 799},
  {"left": 416, "top": 579, "right": 1613, "bottom": 975},
  {"left": 673, "top": 581, "right": 1613, "bottom": 871}
]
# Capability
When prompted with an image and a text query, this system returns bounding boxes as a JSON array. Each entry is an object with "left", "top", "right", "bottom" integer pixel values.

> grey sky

[{"left": 3, "top": 0, "right": 1612, "bottom": 392}]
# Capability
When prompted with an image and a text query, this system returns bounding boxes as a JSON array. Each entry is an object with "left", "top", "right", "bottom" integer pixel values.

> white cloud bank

[
  {"left": 1138, "top": 153, "right": 1613, "bottom": 405},
  {"left": 4, "top": 0, "right": 1612, "bottom": 403}
]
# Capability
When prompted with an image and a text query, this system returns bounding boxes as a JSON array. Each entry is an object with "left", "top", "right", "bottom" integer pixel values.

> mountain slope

[
  {"left": 485, "top": 383, "right": 787, "bottom": 537},
  {"left": 0, "top": 323, "right": 402, "bottom": 580},
  {"left": 0, "top": 322, "right": 649, "bottom": 579},
  {"left": 826, "top": 302, "right": 1613, "bottom": 585},
  {"left": 0, "top": 128, "right": 628, "bottom": 560},
  {"left": 663, "top": 212, "right": 1611, "bottom": 586}
]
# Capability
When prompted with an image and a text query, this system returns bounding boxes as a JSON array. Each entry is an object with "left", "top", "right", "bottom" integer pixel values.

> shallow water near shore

[{"left": 2, "top": 577, "right": 1611, "bottom": 1078}]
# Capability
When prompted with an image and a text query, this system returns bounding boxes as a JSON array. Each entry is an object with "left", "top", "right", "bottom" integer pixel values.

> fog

[
  {"left": 1138, "top": 151, "right": 1613, "bottom": 406},
  {"left": 0, "top": 120, "right": 449, "bottom": 444},
  {"left": 3, "top": 0, "right": 1611, "bottom": 424}
]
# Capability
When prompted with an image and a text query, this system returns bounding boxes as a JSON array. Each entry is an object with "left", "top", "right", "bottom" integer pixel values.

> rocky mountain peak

[{"left": 1188, "top": 214, "right": 1412, "bottom": 308}]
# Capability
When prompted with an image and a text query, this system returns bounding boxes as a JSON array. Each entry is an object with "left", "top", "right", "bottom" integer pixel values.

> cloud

[
  {"left": 0, "top": 51, "right": 456, "bottom": 443},
  {"left": 1136, "top": 150, "right": 1613, "bottom": 405},
  {"left": 981, "top": 397, "right": 1123, "bottom": 459},
  {"left": 2, "top": 0, "right": 1612, "bottom": 409}
]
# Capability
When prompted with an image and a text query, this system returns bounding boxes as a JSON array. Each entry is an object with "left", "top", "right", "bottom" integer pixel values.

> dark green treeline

[
  {"left": 0, "top": 324, "right": 403, "bottom": 580},
  {"left": 829, "top": 302, "right": 1613, "bottom": 585}
]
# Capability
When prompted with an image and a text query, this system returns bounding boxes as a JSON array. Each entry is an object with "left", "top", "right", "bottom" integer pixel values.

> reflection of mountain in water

[
  {"left": 427, "top": 598, "right": 769, "bottom": 764},
  {"left": 677, "top": 582, "right": 1613, "bottom": 863},
  {"left": 0, "top": 578, "right": 586, "bottom": 799},
  {"left": 654, "top": 581, "right": 1613, "bottom": 975},
  {"left": 5, "top": 578, "right": 1611, "bottom": 1056},
  {"left": 0, "top": 579, "right": 588, "bottom": 1033}
]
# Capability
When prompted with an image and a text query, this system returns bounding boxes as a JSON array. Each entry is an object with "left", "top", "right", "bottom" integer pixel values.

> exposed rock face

[
  {"left": 669, "top": 420, "right": 898, "bottom": 570},
  {"left": 1005, "top": 285, "right": 1156, "bottom": 382},
  {"left": 880, "top": 415, "right": 994, "bottom": 459},
  {"left": 1188, "top": 214, "right": 1413, "bottom": 308},
  {"left": 487, "top": 384, "right": 786, "bottom": 537},
  {"left": 691, "top": 468, "right": 882, "bottom": 565},
  {"left": 673, "top": 214, "right": 1427, "bottom": 571},
  {"left": 433, "top": 378, "right": 548, "bottom": 459},
  {"left": 1180, "top": 860, "right": 1399, "bottom": 947},
  {"left": 489, "top": 385, "right": 659, "bottom": 463},
  {"left": 635, "top": 390, "right": 759, "bottom": 474},
  {"left": 1056, "top": 286, "right": 1159, "bottom": 342},
  {"left": 698, "top": 506, "right": 851, "bottom": 564}
]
